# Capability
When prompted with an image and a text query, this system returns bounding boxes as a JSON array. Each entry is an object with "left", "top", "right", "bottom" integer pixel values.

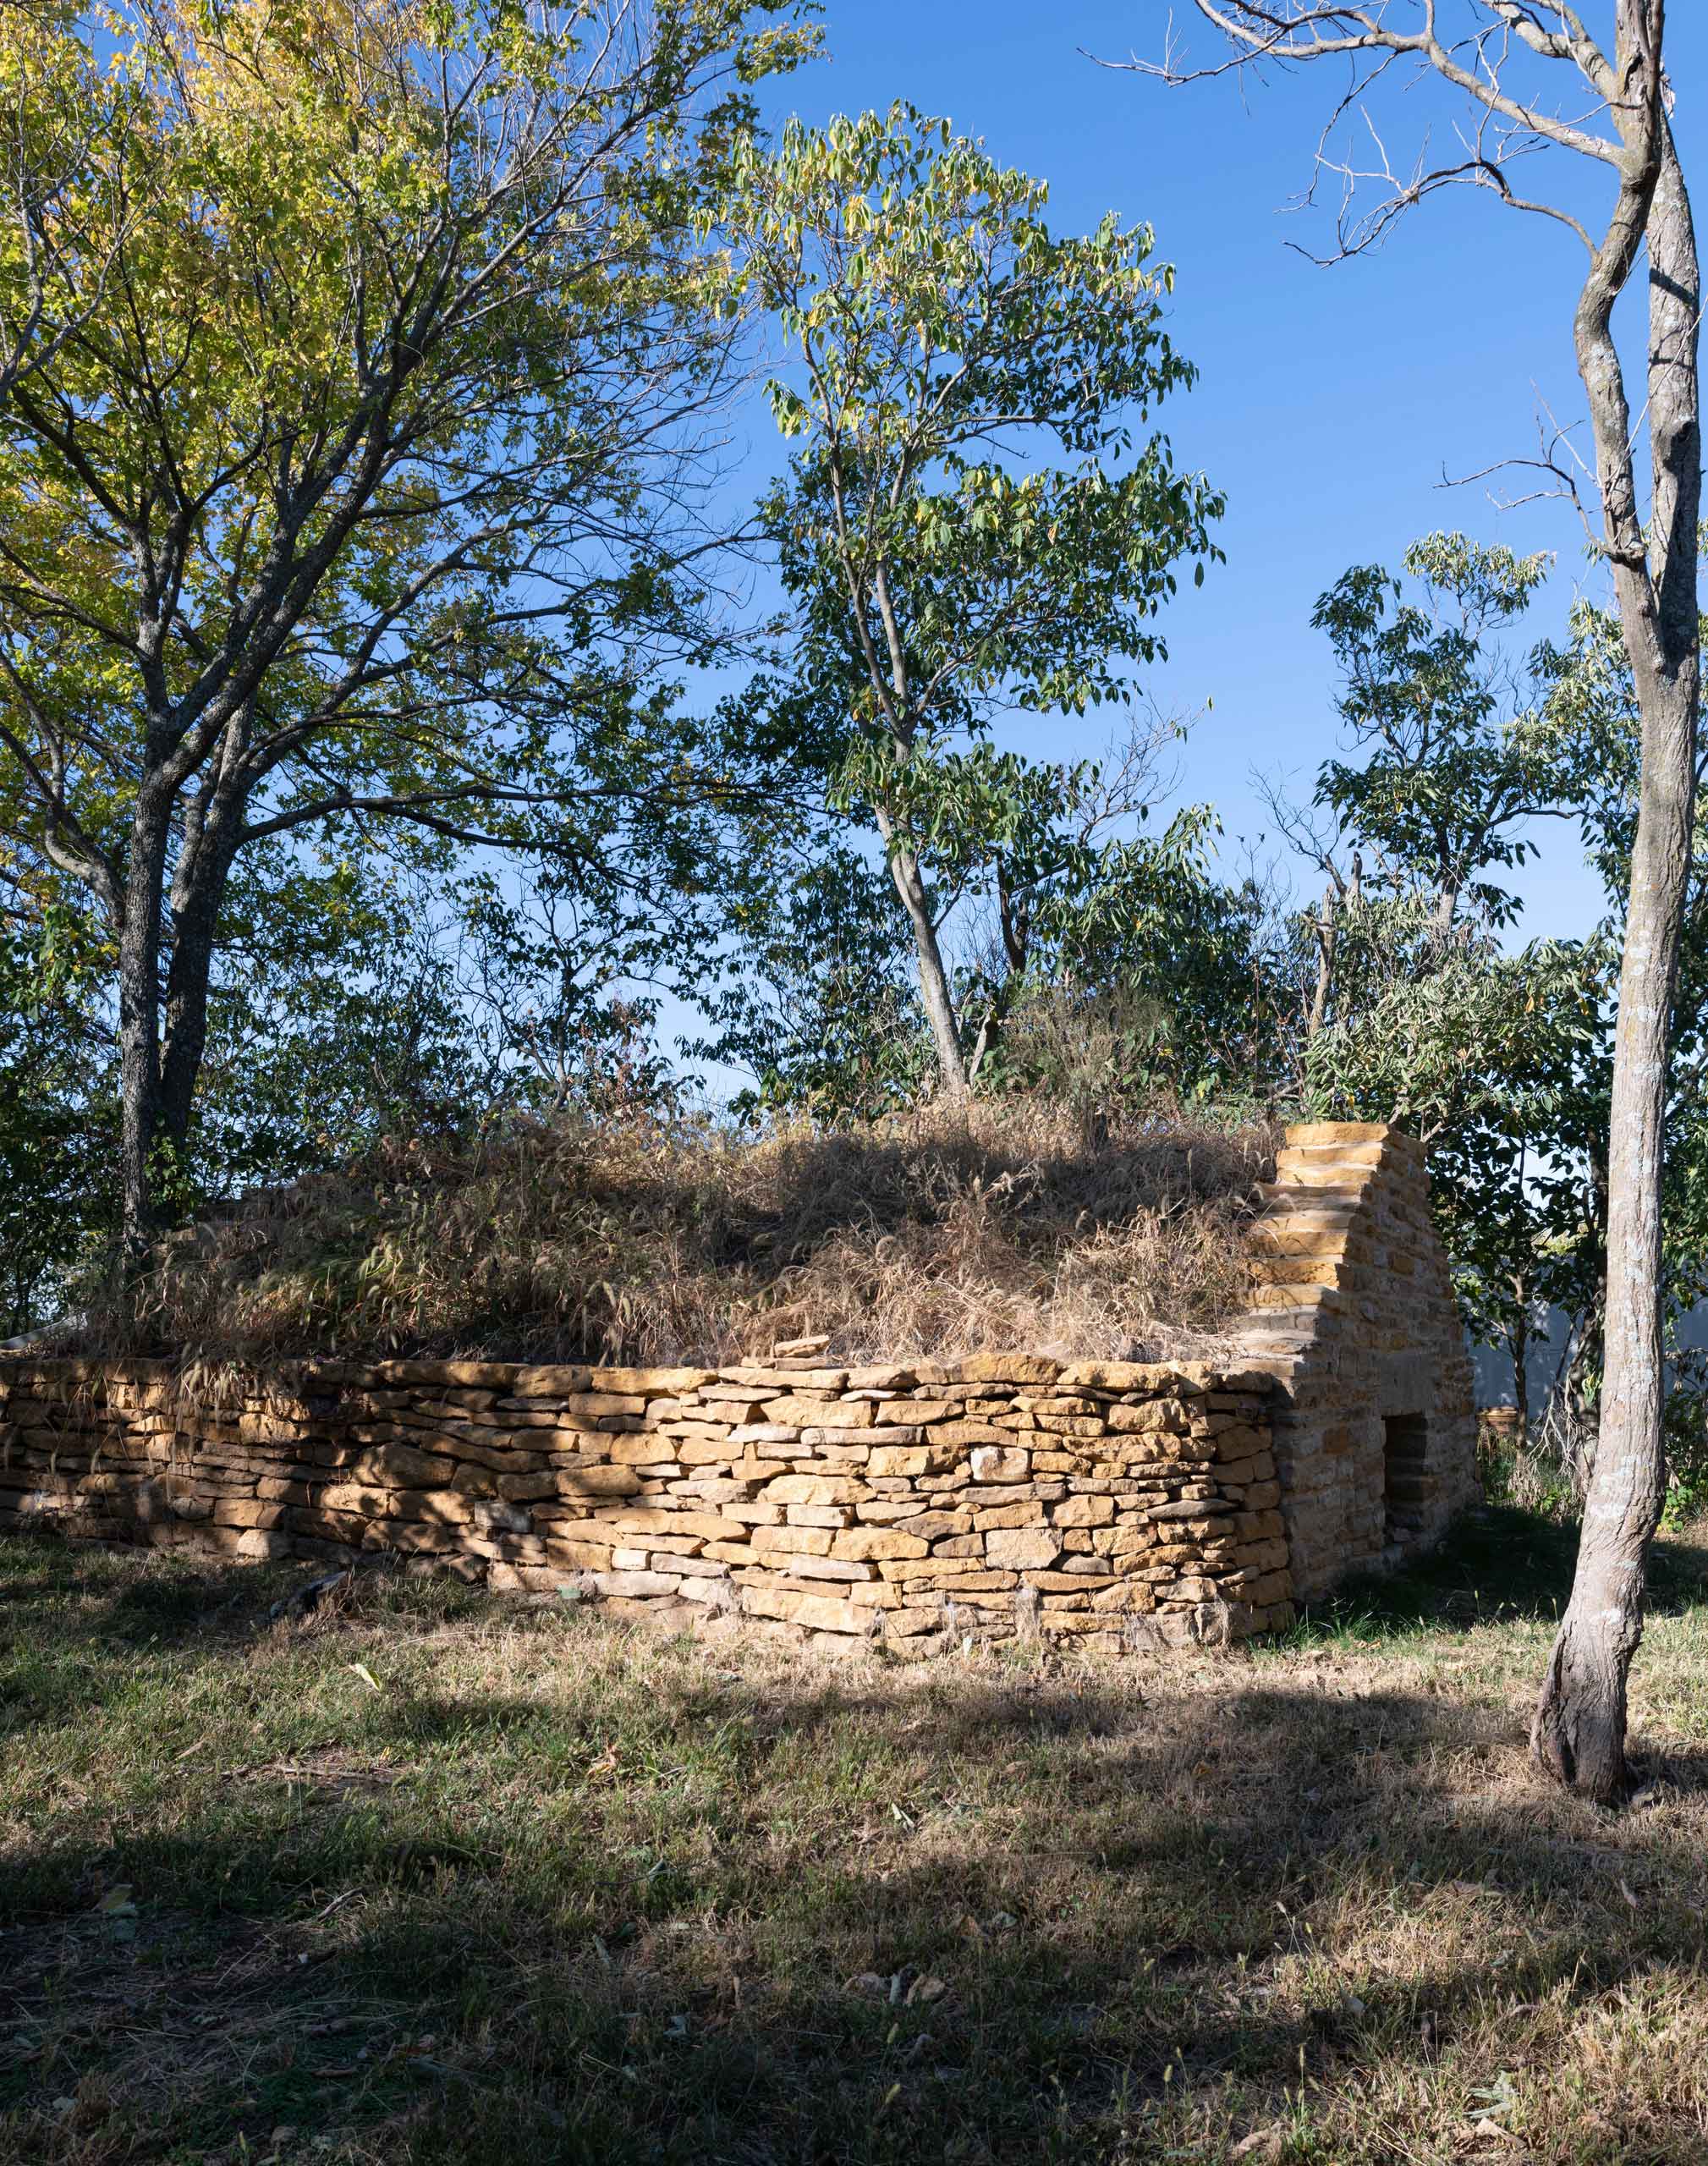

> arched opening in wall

[{"left": 1382, "top": 1413, "right": 1429, "bottom": 1548}]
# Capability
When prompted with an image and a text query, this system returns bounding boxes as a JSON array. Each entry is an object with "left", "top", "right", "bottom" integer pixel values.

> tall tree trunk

[
  {"left": 116, "top": 793, "right": 173, "bottom": 1253},
  {"left": 1534, "top": 115, "right": 1701, "bottom": 1803},
  {"left": 157, "top": 812, "right": 244, "bottom": 1152},
  {"left": 1532, "top": 678, "right": 1692, "bottom": 1800},
  {"left": 1305, "top": 885, "right": 1337, "bottom": 1042},
  {"left": 876, "top": 805, "right": 968, "bottom": 1101},
  {"left": 1430, "top": 876, "right": 1461, "bottom": 952}
]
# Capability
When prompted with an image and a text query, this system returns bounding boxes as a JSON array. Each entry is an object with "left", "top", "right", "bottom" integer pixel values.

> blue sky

[{"left": 728, "top": 2, "right": 1708, "bottom": 946}]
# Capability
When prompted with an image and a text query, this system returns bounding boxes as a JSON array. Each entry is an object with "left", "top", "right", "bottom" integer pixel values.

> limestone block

[
  {"left": 832, "top": 1526, "right": 928, "bottom": 1561},
  {"left": 1052, "top": 1495, "right": 1114, "bottom": 1528},
  {"left": 351, "top": 1443, "right": 455, "bottom": 1489},
  {"left": 232, "top": 1529, "right": 294, "bottom": 1560},
  {"left": 556, "top": 1465, "right": 642, "bottom": 1499},
  {"left": 763, "top": 1475, "right": 869, "bottom": 1506},
  {"left": 951, "top": 1353, "right": 1061, "bottom": 1385},
  {"left": 753, "top": 1525, "right": 833, "bottom": 1558},
  {"left": 721, "top": 1366, "right": 849, "bottom": 1394},
  {"left": 984, "top": 1526, "right": 1059, "bottom": 1570},
  {"left": 760, "top": 1395, "right": 873, "bottom": 1429},
  {"left": 781, "top": 1553, "right": 878, "bottom": 1583},
  {"left": 867, "top": 1445, "right": 941, "bottom": 1476},
  {"left": 592, "top": 1507, "right": 731, "bottom": 1542},
  {"left": 585, "top": 1569, "right": 683, "bottom": 1598},
  {"left": 930, "top": 1421, "right": 1008, "bottom": 1449}
]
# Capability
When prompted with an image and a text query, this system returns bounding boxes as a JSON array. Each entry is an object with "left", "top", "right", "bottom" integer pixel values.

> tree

[
  {"left": 1267, "top": 531, "right": 1575, "bottom": 1102},
  {"left": 693, "top": 838, "right": 933, "bottom": 1121},
  {"left": 0, "top": 875, "right": 115, "bottom": 1333},
  {"left": 705, "top": 679, "right": 1277, "bottom": 1122},
  {"left": 1312, "top": 534, "right": 1562, "bottom": 943},
  {"left": 955, "top": 783, "right": 1283, "bottom": 1107},
  {"left": 1125, "top": 1, "right": 1700, "bottom": 1804},
  {"left": 722, "top": 102, "right": 1222, "bottom": 1099},
  {"left": 0, "top": 3, "right": 138, "bottom": 401},
  {"left": 1309, "top": 914, "right": 1607, "bottom": 1440},
  {"left": 0, "top": 0, "right": 814, "bottom": 1249},
  {"left": 1531, "top": 586, "right": 1708, "bottom": 1460}
]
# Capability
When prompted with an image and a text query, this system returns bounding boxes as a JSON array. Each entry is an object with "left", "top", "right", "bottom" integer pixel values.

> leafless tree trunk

[
  {"left": 1305, "top": 883, "right": 1337, "bottom": 1042},
  {"left": 1117, "top": 2, "right": 1700, "bottom": 1801},
  {"left": 1537, "top": 101, "right": 1700, "bottom": 1801}
]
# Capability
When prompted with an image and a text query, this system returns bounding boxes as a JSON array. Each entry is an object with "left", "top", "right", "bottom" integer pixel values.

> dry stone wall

[
  {"left": 1237, "top": 1120, "right": 1480, "bottom": 1598},
  {"left": 0, "top": 1121, "right": 1478, "bottom": 1641},
  {"left": 0, "top": 1355, "right": 1292, "bottom": 1652}
]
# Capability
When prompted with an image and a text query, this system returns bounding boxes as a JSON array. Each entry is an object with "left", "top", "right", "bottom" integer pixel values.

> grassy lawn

[{"left": 4, "top": 1515, "right": 1708, "bottom": 2165}]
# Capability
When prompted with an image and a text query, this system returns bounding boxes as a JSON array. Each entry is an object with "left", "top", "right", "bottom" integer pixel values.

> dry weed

[
  {"left": 8, "top": 1516, "right": 1708, "bottom": 2165},
  {"left": 68, "top": 1099, "right": 1275, "bottom": 1371}
]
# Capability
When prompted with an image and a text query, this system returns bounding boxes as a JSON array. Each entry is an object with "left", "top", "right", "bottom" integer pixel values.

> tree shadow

[
  {"left": 1288, "top": 1503, "right": 1708, "bottom": 1641},
  {"left": 8, "top": 1523, "right": 1708, "bottom": 2163}
]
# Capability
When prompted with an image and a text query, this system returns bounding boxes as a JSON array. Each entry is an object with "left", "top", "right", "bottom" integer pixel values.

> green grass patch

[{"left": 5, "top": 1522, "right": 1708, "bottom": 2163}]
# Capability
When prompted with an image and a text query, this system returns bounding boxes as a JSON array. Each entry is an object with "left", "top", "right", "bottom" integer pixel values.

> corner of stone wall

[{"left": 1232, "top": 1120, "right": 1480, "bottom": 1602}]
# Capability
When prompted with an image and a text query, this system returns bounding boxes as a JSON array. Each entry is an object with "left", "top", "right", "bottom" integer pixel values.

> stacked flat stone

[
  {"left": 0, "top": 1353, "right": 1290, "bottom": 1652},
  {"left": 1234, "top": 1120, "right": 1479, "bottom": 1599},
  {"left": 0, "top": 1121, "right": 1481, "bottom": 1641}
]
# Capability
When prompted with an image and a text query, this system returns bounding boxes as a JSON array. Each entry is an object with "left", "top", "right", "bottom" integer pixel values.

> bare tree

[{"left": 1108, "top": 3, "right": 1700, "bottom": 1803}]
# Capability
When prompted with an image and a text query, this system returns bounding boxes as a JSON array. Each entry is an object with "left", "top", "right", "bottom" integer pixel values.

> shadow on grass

[
  {"left": 1285, "top": 1503, "right": 1708, "bottom": 1644},
  {"left": 8, "top": 1661, "right": 1708, "bottom": 2166},
  {"left": 7, "top": 1515, "right": 1708, "bottom": 2163},
  {"left": 10, "top": 1515, "right": 1708, "bottom": 2160}
]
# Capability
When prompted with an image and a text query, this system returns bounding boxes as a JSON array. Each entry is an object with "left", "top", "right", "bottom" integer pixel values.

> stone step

[
  {"left": 1255, "top": 1183, "right": 1364, "bottom": 1210},
  {"left": 1232, "top": 1308, "right": 1324, "bottom": 1344},
  {"left": 1255, "top": 1259, "right": 1353, "bottom": 1289},
  {"left": 1277, "top": 1136, "right": 1387, "bottom": 1164},
  {"left": 1249, "top": 1281, "right": 1345, "bottom": 1311},
  {"left": 1284, "top": 1120, "right": 1423, "bottom": 1162},
  {"left": 1249, "top": 1227, "right": 1354, "bottom": 1259},
  {"left": 1275, "top": 1147, "right": 1381, "bottom": 1177}
]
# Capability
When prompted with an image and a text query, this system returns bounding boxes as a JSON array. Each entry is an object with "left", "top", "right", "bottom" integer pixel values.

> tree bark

[
  {"left": 1533, "top": 106, "right": 1701, "bottom": 1804},
  {"left": 1429, "top": 875, "right": 1461, "bottom": 952},
  {"left": 876, "top": 808, "right": 969, "bottom": 1101},
  {"left": 1305, "top": 885, "right": 1336, "bottom": 1042},
  {"left": 1512, "top": 1297, "right": 1530, "bottom": 1448},
  {"left": 157, "top": 772, "right": 248, "bottom": 1152},
  {"left": 116, "top": 791, "right": 173, "bottom": 1252}
]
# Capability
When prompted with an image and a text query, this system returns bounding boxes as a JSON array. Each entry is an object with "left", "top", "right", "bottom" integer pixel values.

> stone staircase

[
  {"left": 1232, "top": 1122, "right": 1404, "bottom": 1357},
  {"left": 1223, "top": 1118, "right": 1480, "bottom": 1597}
]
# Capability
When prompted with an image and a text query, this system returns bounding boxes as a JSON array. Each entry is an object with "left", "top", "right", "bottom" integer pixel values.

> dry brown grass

[
  {"left": 73, "top": 1099, "right": 1275, "bottom": 1370},
  {"left": 6, "top": 1510, "right": 1708, "bottom": 2165}
]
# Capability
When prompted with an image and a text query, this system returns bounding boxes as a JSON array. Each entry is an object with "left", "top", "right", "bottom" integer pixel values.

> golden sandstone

[{"left": 0, "top": 1124, "right": 1479, "bottom": 1652}]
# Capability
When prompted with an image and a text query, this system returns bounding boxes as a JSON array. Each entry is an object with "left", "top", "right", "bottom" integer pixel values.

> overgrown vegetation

[
  {"left": 69, "top": 1102, "right": 1272, "bottom": 1369},
  {"left": 6, "top": 1517, "right": 1708, "bottom": 2165}
]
